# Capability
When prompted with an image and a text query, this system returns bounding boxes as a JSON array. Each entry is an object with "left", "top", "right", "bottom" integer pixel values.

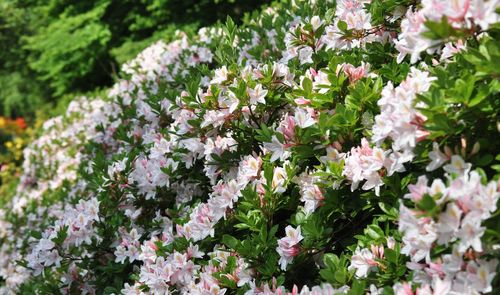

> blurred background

[{"left": 0, "top": 0, "right": 268, "bottom": 194}]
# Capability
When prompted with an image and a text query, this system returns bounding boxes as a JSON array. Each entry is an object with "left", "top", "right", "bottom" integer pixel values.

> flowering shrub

[
  {"left": 0, "top": 117, "right": 28, "bottom": 203},
  {"left": 0, "top": 117, "right": 27, "bottom": 163},
  {"left": 1, "top": 0, "right": 500, "bottom": 294}
]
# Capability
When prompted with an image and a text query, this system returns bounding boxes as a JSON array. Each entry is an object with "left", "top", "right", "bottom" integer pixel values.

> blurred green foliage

[{"left": 0, "top": 0, "right": 269, "bottom": 118}]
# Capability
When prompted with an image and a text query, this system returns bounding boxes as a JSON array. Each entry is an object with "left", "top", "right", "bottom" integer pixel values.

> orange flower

[{"left": 15, "top": 118, "right": 27, "bottom": 129}]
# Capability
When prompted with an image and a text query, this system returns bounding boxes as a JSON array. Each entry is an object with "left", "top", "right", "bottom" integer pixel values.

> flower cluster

[
  {"left": 349, "top": 242, "right": 390, "bottom": 278},
  {"left": 276, "top": 226, "right": 304, "bottom": 270},
  {"left": 372, "top": 68, "right": 436, "bottom": 153},
  {"left": 398, "top": 162, "right": 499, "bottom": 294},
  {"left": 322, "top": 0, "right": 385, "bottom": 50},
  {"left": 0, "top": 0, "right": 499, "bottom": 294},
  {"left": 395, "top": 0, "right": 499, "bottom": 63}
]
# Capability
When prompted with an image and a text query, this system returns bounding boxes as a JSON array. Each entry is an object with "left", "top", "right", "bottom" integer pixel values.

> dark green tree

[{"left": 0, "top": 0, "right": 269, "bottom": 118}]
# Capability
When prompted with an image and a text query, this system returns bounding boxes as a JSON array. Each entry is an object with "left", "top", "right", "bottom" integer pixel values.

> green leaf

[
  {"left": 365, "top": 224, "right": 384, "bottom": 240},
  {"left": 427, "top": 113, "right": 453, "bottom": 133},
  {"left": 320, "top": 269, "right": 336, "bottom": 283},
  {"left": 302, "top": 77, "right": 313, "bottom": 96},
  {"left": 474, "top": 154, "right": 493, "bottom": 166},
  {"left": 422, "top": 16, "right": 454, "bottom": 40},
  {"left": 418, "top": 194, "right": 437, "bottom": 213},
  {"left": 337, "top": 20, "right": 348, "bottom": 32},
  {"left": 349, "top": 278, "right": 366, "bottom": 295},
  {"left": 334, "top": 270, "right": 346, "bottom": 284},
  {"left": 30, "top": 230, "right": 42, "bottom": 239},
  {"left": 222, "top": 234, "right": 239, "bottom": 249},
  {"left": 323, "top": 253, "right": 339, "bottom": 270},
  {"left": 384, "top": 248, "right": 398, "bottom": 264}
]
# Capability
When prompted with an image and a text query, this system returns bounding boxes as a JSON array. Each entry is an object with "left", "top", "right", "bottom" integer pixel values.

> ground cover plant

[{"left": 1, "top": 0, "right": 500, "bottom": 294}]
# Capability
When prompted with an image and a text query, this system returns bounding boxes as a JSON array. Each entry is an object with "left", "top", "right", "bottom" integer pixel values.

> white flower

[
  {"left": 431, "top": 277, "right": 452, "bottom": 295},
  {"left": 442, "top": 246, "right": 463, "bottom": 275},
  {"left": 43, "top": 249, "right": 62, "bottom": 267},
  {"left": 115, "top": 245, "right": 128, "bottom": 263},
  {"left": 368, "top": 284, "right": 383, "bottom": 295},
  {"left": 319, "top": 146, "right": 345, "bottom": 164},
  {"left": 122, "top": 283, "right": 146, "bottom": 295},
  {"left": 348, "top": 248, "right": 377, "bottom": 278},
  {"left": 126, "top": 245, "right": 140, "bottom": 263},
  {"left": 399, "top": 204, "right": 437, "bottom": 263},
  {"left": 37, "top": 238, "right": 55, "bottom": 251},
  {"left": 457, "top": 211, "right": 485, "bottom": 253},
  {"left": 221, "top": 91, "right": 239, "bottom": 113},
  {"left": 294, "top": 107, "right": 316, "bottom": 128},
  {"left": 272, "top": 167, "right": 287, "bottom": 194},
  {"left": 276, "top": 225, "right": 303, "bottom": 270},
  {"left": 301, "top": 184, "right": 324, "bottom": 214},
  {"left": 429, "top": 179, "right": 447, "bottom": 200},
  {"left": 298, "top": 46, "right": 314, "bottom": 65},
  {"left": 310, "top": 15, "right": 323, "bottom": 31},
  {"left": 437, "top": 202, "right": 462, "bottom": 245},
  {"left": 210, "top": 66, "right": 229, "bottom": 84},
  {"left": 239, "top": 155, "right": 262, "bottom": 180},
  {"left": 426, "top": 142, "right": 448, "bottom": 171},
  {"left": 443, "top": 155, "right": 471, "bottom": 174},
  {"left": 248, "top": 84, "right": 268, "bottom": 105},
  {"left": 263, "top": 135, "right": 291, "bottom": 162},
  {"left": 404, "top": 175, "right": 428, "bottom": 202},
  {"left": 469, "top": 259, "right": 499, "bottom": 293},
  {"left": 284, "top": 225, "right": 303, "bottom": 244}
]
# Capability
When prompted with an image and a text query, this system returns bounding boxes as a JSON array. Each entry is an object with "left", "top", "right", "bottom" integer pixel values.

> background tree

[{"left": 0, "top": 0, "right": 269, "bottom": 118}]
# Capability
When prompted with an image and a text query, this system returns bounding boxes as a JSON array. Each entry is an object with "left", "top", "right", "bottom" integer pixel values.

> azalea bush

[{"left": 1, "top": 0, "right": 500, "bottom": 294}]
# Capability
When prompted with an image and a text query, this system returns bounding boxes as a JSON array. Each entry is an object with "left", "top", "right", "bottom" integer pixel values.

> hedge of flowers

[{"left": 1, "top": 0, "right": 500, "bottom": 294}]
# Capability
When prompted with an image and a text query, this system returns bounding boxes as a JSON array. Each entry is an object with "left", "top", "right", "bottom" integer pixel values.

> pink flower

[
  {"left": 301, "top": 184, "right": 324, "bottom": 214},
  {"left": 337, "top": 62, "right": 370, "bottom": 84},
  {"left": 211, "top": 66, "right": 229, "bottom": 84},
  {"left": 239, "top": 155, "right": 263, "bottom": 180},
  {"left": 293, "top": 107, "right": 316, "bottom": 128},
  {"left": 276, "top": 226, "right": 303, "bottom": 270},
  {"left": 343, "top": 138, "right": 391, "bottom": 195},
  {"left": 294, "top": 97, "right": 311, "bottom": 105},
  {"left": 279, "top": 115, "right": 296, "bottom": 143},
  {"left": 405, "top": 175, "right": 428, "bottom": 202},
  {"left": 393, "top": 282, "right": 414, "bottom": 295},
  {"left": 272, "top": 167, "right": 287, "bottom": 194},
  {"left": 348, "top": 247, "right": 378, "bottom": 278},
  {"left": 263, "top": 135, "right": 291, "bottom": 162}
]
